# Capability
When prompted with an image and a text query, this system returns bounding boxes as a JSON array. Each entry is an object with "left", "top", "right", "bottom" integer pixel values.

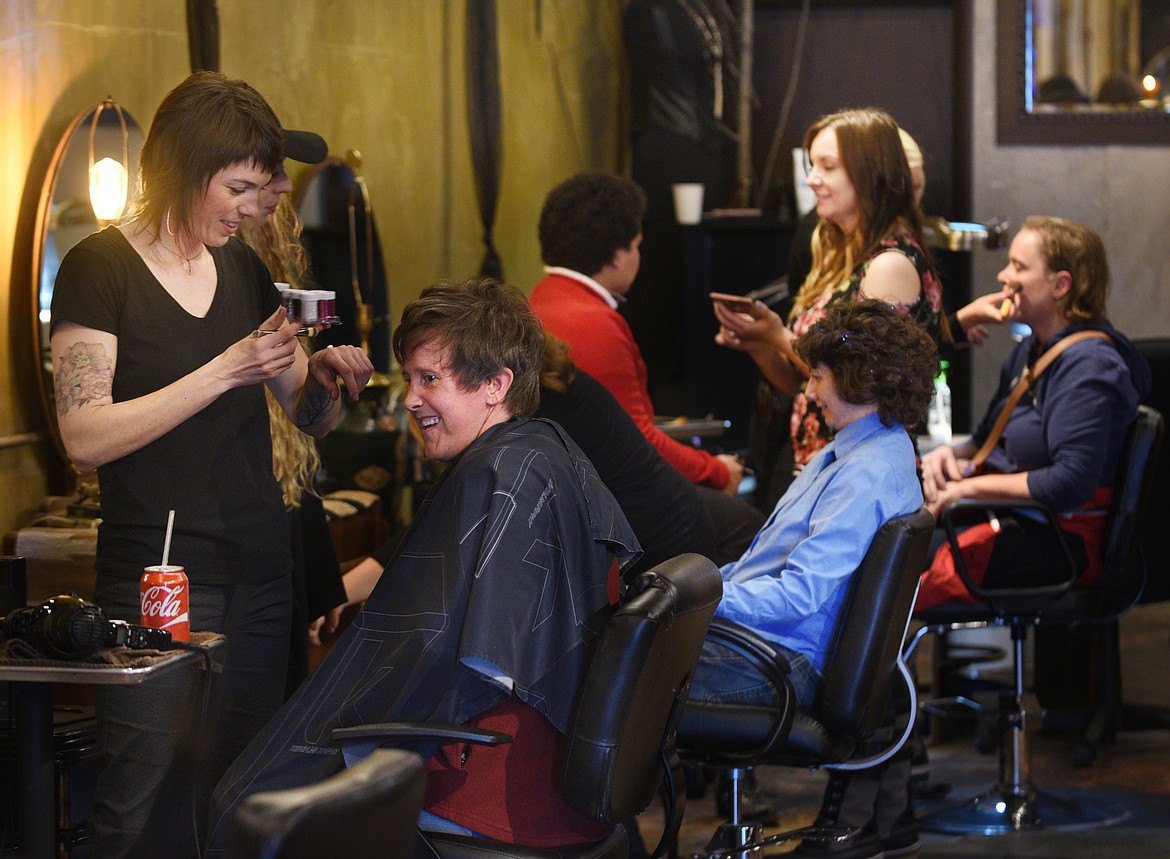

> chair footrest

[
  {"left": 701, "top": 824, "right": 857, "bottom": 858},
  {"left": 921, "top": 695, "right": 986, "bottom": 718}
]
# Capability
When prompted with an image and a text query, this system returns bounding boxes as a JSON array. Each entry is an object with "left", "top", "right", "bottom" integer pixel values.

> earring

[{"left": 166, "top": 210, "right": 177, "bottom": 237}]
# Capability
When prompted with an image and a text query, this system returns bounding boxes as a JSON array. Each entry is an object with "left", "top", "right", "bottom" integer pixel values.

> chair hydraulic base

[
  {"left": 702, "top": 822, "right": 857, "bottom": 859},
  {"left": 922, "top": 784, "right": 1130, "bottom": 835},
  {"left": 922, "top": 633, "right": 1131, "bottom": 836},
  {"left": 698, "top": 766, "right": 857, "bottom": 859}
]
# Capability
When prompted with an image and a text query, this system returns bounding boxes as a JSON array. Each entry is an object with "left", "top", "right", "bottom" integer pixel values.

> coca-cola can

[{"left": 140, "top": 565, "right": 190, "bottom": 642}]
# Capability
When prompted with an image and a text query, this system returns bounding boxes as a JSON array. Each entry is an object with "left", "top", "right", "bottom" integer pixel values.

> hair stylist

[
  {"left": 49, "top": 71, "right": 373, "bottom": 859},
  {"left": 714, "top": 107, "right": 943, "bottom": 470}
]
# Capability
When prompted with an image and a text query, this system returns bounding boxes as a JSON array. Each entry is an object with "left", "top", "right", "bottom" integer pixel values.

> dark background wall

[{"left": 625, "top": 0, "right": 972, "bottom": 444}]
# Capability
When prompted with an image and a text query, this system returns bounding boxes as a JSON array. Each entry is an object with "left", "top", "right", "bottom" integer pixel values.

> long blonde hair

[
  {"left": 266, "top": 387, "right": 321, "bottom": 509},
  {"left": 238, "top": 194, "right": 315, "bottom": 289},
  {"left": 240, "top": 194, "right": 322, "bottom": 508},
  {"left": 791, "top": 108, "right": 925, "bottom": 320}
]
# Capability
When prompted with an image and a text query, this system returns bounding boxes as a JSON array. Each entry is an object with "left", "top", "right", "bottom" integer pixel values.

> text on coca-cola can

[{"left": 140, "top": 565, "right": 190, "bottom": 642}]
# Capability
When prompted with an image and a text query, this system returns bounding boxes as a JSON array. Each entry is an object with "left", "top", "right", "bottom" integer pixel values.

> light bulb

[{"left": 89, "top": 156, "right": 128, "bottom": 221}]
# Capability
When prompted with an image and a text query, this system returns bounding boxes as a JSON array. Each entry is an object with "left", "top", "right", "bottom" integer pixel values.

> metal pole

[{"left": 735, "top": 0, "right": 754, "bottom": 207}]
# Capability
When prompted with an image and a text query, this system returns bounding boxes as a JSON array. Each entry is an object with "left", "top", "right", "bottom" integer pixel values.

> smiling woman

[
  {"left": 205, "top": 275, "right": 640, "bottom": 854},
  {"left": 392, "top": 278, "right": 543, "bottom": 464},
  {"left": 47, "top": 70, "right": 373, "bottom": 858},
  {"left": 713, "top": 107, "right": 944, "bottom": 472}
]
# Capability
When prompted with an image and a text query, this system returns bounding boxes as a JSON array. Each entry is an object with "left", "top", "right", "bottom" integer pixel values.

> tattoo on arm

[
  {"left": 55, "top": 342, "right": 113, "bottom": 416},
  {"left": 295, "top": 388, "right": 334, "bottom": 430}
]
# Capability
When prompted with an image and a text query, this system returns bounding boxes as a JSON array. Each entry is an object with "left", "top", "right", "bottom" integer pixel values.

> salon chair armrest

[
  {"left": 704, "top": 618, "right": 793, "bottom": 688},
  {"left": 332, "top": 723, "right": 513, "bottom": 747},
  {"left": 676, "top": 618, "right": 794, "bottom": 760},
  {"left": 940, "top": 498, "right": 1079, "bottom": 614}
]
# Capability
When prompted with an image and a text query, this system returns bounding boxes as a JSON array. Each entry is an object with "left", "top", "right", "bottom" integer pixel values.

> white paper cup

[
  {"left": 792, "top": 148, "right": 817, "bottom": 217},
  {"left": 672, "top": 183, "right": 705, "bottom": 225}
]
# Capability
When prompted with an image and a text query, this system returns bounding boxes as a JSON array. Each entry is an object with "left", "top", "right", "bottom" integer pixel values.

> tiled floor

[{"left": 637, "top": 602, "right": 1170, "bottom": 858}]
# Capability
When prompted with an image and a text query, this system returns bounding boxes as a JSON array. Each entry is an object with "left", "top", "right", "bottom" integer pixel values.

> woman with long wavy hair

[{"left": 714, "top": 107, "right": 943, "bottom": 471}]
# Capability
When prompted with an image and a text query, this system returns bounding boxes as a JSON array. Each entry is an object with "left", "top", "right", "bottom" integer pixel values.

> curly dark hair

[
  {"left": 795, "top": 299, "right": 938, "bottom": 427},
  {"left": 392, "top": 278, "right": 544, "bottom": 417},
  {"left": 538, "top": 172, "right": 646, "bottom": 276}
]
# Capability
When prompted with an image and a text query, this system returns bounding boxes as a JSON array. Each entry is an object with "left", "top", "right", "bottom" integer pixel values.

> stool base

[{"left": 922, "top": 785, "right": 1130, "bottom": 835}]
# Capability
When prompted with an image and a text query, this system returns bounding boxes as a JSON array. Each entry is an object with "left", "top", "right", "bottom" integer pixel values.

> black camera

[{"left": 2, "top": 593, "right": 173, "bottom": 659}]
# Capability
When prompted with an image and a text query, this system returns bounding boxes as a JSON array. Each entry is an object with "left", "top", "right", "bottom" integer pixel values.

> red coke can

[{"left": 140, "top": 565, "right": 190, "bottom": 642}]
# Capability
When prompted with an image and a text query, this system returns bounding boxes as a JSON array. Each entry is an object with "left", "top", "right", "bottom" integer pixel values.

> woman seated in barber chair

[
  {"left": 688, "top": 300, "right": 936, "bottom": 715},
  {"left": 205, "top": 278, "right": 640, "bottom": 853},
  {"left": 686, "top": 301, "right": 935, "bottom": 858},
  {"left": 807, "top": 217, "right": 1153, "bottom": 859},
  {"left": 917, "top": 215, "right": 1150, "bottom": 609}
]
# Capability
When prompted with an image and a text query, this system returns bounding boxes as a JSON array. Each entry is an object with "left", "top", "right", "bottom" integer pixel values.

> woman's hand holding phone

[{"left": 709, "top": 292, "right": 761, "bottom": 318}]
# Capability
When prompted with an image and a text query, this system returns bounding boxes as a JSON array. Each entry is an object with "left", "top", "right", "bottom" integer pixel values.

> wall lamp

[{"left": 88, "top": 97, "right": 130, "bottom": 223}]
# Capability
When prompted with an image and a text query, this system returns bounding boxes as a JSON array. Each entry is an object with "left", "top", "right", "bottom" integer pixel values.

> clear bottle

[{"left": 928, "top": 360, "right": 952, "bottom": 443}]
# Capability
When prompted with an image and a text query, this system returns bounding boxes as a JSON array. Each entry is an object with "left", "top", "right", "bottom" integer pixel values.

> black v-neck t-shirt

[{"left": 52, "top": 227, "right": 290, "bottom": 585}]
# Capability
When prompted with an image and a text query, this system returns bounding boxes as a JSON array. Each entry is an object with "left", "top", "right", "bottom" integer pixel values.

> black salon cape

[{"left": 206, "top": 418, "right": 640, "bottom": 852}]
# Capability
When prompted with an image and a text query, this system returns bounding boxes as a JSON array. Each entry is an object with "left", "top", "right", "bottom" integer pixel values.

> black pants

[
  {"left": 696, "top": 485, "right": 766, "bottom": 566},
  {"left": 90, "top": 574, "right": 292, "bottom": 859}
]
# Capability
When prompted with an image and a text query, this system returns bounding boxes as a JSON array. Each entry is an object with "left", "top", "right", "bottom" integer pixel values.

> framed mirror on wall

[
  {"left": 998, "top": 0, "right": 1170, "bottom": 144},
  {"left": 31, "top": 100, "right": 145, "bottom": 469}
]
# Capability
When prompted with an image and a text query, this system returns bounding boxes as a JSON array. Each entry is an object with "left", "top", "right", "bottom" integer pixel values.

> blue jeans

[{"left": 689, "top": 636, "right": 822, "bottom": 712}]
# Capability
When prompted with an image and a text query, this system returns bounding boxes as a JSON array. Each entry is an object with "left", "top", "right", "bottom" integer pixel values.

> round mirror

[{"left": 31, "top": 101, "right": 144, "bottom": 466}]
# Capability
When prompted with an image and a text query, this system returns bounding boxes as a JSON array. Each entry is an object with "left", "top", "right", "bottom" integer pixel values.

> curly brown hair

[{"left": 795, "top": 299, "right": 938, "bottom": 427}]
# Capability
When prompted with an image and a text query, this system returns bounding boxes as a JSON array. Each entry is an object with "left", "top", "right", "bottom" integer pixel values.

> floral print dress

[{"left": 788, "top": 233, "right": 942, "bottom": 468}]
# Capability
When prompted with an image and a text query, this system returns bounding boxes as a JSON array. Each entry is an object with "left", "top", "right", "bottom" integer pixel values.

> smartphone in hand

[{"left": 710, "top": 292, "right": 760, "bottom": 318}]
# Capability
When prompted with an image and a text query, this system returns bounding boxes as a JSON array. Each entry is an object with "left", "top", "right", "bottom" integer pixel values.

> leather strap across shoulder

[{"left": 970, "top": 330, "right": 1114, "bottom": 470}]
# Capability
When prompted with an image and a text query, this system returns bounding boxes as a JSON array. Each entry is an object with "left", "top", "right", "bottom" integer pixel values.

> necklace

[{"left": 155, "top": 239, "right": 204, "bottom": 275}]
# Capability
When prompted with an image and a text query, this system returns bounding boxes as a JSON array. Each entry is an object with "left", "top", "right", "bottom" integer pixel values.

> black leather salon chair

[
  {"left": 676, "top": 508, "right": 936, "bottom": 855},
  {"left": 1131, "top": 339, "right": 1170, "bottom": 602},
  {"left": 226, "top": 747, "right": 426, "bottom": 859},
  {"left": 1073, "top": 340, "right": 1170, "bottom": 754},
  {"left": 1050, "top": 395, "right": 1168, "bottom": 766},
  {"left": 915, "top": 404, "right": 1163, "bottom": 834},
  {"left": 331, "top": 553, "right": 723, "bottom": 859}
]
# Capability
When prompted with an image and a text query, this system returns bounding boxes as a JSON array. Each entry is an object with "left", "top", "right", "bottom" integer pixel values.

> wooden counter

[
  {"left": 3, "top": 524, "right": 98, "bottom": 603},
  {"left": 4, "top": 491, "right": 392, "bottom": 606}
]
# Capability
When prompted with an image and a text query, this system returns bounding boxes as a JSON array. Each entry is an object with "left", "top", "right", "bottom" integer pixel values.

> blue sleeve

[{"left": 716, "top": 454, "right": 921, "bottom": 629}]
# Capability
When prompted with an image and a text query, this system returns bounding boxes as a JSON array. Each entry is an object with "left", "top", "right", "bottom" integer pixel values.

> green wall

[{"left": 0, "top": 1, "right": 625, "bottom": 531}]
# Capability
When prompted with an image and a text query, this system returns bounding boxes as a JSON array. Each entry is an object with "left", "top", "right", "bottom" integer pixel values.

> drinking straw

[{"left": 161, "top": 509, "right": 176, "bottom": 567}]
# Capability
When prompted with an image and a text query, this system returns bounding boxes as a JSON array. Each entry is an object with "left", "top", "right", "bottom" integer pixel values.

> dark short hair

[
  {"left": 392, "top": 278, "right": 543, "bottom": 416},
  {"left": 132, "top": 71, "right": 283, "bottom": 248},
  {"left": 796, "top": 299, "right": 938, "bottom": 427},
  {"left": 1020, "top": 215, "right": 1108, "bottom": 324},
  {"left": 538, "top": 172, "right": 646, "bottom": 276}
]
